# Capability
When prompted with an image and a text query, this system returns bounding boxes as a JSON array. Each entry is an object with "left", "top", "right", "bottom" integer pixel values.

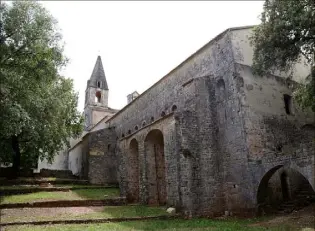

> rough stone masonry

[{"left": 55, "top": 26, "right": 315, "bottom": 217}]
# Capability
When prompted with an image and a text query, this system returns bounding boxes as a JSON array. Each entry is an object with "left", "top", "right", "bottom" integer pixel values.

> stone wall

[
  {"left": 228, "top": 59, "right": 314, "bottom": 216},
  {"left": 91, "top": 26, "right": 314, "bottom": 216},
  {"left": 68, "top": 142, "right": 83, "bottom": 177},
  {"left": 37, "top": 146, "right": 68, "bottom": 172},
  {"left": 87, "top": 128, "right": 118, "bottom": 185},
  {"left": 108, "top": 28, "right": 250, "bottom": 216}
]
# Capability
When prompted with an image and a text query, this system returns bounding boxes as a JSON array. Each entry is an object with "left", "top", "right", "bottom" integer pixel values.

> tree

[
  {"left": 0, "top": 1, "right": 83, "bottom": 177},
  {"left": 251, "top": 0, "right": 315, "bottom": 111}
]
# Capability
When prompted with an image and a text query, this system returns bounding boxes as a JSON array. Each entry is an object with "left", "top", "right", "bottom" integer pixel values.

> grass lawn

[
  {"left": 0, "top": 188, "right": 120, "bottom": 204},
  {"left": 0, "top": 177, "right": 57, "bottom": 181},
  {"left": 0, "top": 184, "right": 115, "bottom": 191},
  {"left": 1, "top": 218, "right": 296, "bottom": 231},
  {"left": 54, "top": 184, "right": 117, "bottom": 189},
  {"left": 1, "top": 205, "right": 169, "bottom": 223}
]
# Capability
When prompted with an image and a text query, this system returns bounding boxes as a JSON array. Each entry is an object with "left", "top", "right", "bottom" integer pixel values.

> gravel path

[{"left": 1, "top": 206, "right": 104, "bottom": 223}]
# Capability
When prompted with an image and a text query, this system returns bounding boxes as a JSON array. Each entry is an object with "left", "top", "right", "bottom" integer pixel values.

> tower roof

[{"left": 89, "top": 56, "right": 108, "bottom": 90}]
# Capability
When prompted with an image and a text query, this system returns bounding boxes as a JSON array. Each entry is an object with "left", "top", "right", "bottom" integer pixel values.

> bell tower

[{"left": 84, "top": 56, "right": 109, "bottom": 130}]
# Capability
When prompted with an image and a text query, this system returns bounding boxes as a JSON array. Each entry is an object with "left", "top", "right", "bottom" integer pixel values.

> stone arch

[
  {"left": 301, "top": 124, "right": 315, "bottom": 131},
  {"left": 257, "top": 165, "right": 315, "bottom": 213},
  {"left": 144, "top": 129, "right": 166, "bottom": 205},
  {"left": 127, "top": 138, "right": 140, "bottom": 202}
]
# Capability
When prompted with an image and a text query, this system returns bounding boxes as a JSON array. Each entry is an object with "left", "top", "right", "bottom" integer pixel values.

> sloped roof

[{"left": 90, "top": 56, "right": 108, "bottom": 90}]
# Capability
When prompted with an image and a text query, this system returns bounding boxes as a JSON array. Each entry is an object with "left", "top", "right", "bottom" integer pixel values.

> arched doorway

[
  {"left": 127, "top": 139, "right": 139, "bottom": 203},
  {"left": 257, "top": 166, "right": 315, "bottom": 214},
  {"left": 144, "top": 129, "right": 166, "bottom": 205}
]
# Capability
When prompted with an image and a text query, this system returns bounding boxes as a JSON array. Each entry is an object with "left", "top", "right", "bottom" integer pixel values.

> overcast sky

[{"left": 40, "top": 1, "right": 264, "bottom": 111}]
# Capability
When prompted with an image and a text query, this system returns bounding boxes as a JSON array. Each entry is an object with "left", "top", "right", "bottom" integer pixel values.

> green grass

[
  {"left": 0, "top": 177, "right": 57, "bottom": 181},
  {"left": 1, "top": 218, "right": 291, "bottom": 231},
  {"left": 0, "top": 185, "right": 40, "bottom": 190},
  {"left": 1, "top": 188, "right": 120, "bottom": 204},
  {"left": 1, "top": 205, "right": 169, "bottom": 223},
  {"left": 72, "top": 188, "right": 120, "bottom": 199},
  {"left": 0, "top": 184, "right": 114, "bottom": 190},
  {"left": 55, "top": 184, "right": 116, "bottom": 189}
]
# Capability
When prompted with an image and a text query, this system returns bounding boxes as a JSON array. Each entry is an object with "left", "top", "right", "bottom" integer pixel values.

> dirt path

[
  {"left": 1, "top": 206, "right": 105, "bottom": 223},
  {"left": 250, "top": 204, "right": 315, "bottom": 230}
]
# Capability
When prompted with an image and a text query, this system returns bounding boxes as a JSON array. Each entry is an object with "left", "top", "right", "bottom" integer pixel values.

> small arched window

[
  {"left": 95, "top": 91, "right": 101, "bottom": 103},
  {"left": 135, "top": 125, "right": 139, "bottom": 131},
  {"left": 122, "top": 133, "right": 125, "bottom": 138},
  {"left": 161, "top": 111, "right": 166, "bottom": 117},
  {"left": 107, "top": 144, "right": 111, "bottom": 151},
  {"left": 283, "top": 94, "right": 292, "bottom": 115},
  {"left": 128, "top": 130, "right": 131, "bottom": 135},
  {"left": 150, "top": 117, "right": 154, "bottom": 122},
  {"left": 97, "top": 81, "right": 101, "bottom": 88},
  {"left": 217, "top": 79, "right": 225, "bottom": 90},
  {"left": 172, "top": 105, "right": 177, "bottom": 112},
  {"left": 142, "top": 121, "right": 146, "bottom": 127}
]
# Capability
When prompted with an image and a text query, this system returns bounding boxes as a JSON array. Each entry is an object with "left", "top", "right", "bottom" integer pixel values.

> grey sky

[{"left": 40, "top": 1, "right": 264, "bottom": 111}]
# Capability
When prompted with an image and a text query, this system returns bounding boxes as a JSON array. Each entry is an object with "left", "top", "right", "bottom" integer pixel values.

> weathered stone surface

[
  {"left": 52, "top": 26, "right": 314, "bottom": 217},
  {"left": 166, "top": 207, "right": 176, "bottom": 214},
  {"left": 87, "top": 129, "right": 118, "bottom": 185},
  {"left": 105, "top": 26, "right": 314, "bottom": 217}
]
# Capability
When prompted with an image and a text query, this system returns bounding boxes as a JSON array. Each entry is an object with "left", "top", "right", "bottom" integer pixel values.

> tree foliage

[
  {"left": 251, "top": 0, "right": 314, "bottom": 111},
  {"left": 0, "top": 1, "right": 83, "bottom": 173}
]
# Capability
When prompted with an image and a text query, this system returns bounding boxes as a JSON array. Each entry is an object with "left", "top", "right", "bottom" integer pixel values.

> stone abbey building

[{"left": 39, "top": 26, "right": 315, "bottom": 216}]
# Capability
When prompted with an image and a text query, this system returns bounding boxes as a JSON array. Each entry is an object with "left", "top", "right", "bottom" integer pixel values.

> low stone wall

[{"left": 39, "top": 169, "right": 76, "bottom": 179}]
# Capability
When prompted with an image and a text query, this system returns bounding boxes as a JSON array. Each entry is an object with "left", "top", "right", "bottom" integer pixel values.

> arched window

[
  {"left": 150, "top": 117, "right": 154, "bottom": 123},
  {"left": 135, "top": 125, "right": 139, "bottom": 131},
  {"left": 97, "top": 81, "right": 101, "bottom": 88},
  {"left": 142, "top": 121, "right": 146, "bottom": 127},
  {"left": 283, "top": 94, "right": 292, "bottom": 115},
  {"left": 95, "top": 91, "right": 101, "bottom": 103},
  {"left": 217, "top": 79, "right": 225, "bottom": 90},
  {"left": 122, "top": 133, "right": 125, "bottom": 138},
  {"left": 128, "top": 130, "right": 131, "bottom": 135},
  {"left": 172, "top": 105, "right": 177, "bottom": 112},
  {"left": 161, "top": 111, "right": 166, "bottom": 117}
]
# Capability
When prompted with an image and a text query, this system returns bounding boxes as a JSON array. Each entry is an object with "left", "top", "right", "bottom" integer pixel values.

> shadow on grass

[
  {"left": 3, "top": 218, "right": 288, "bottom": 231},
  {"left": 71, "top": 188, "right": 120, "bottom": 200}
]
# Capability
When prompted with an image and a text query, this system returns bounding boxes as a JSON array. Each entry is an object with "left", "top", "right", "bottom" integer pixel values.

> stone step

[
  {"left": 0, "top": 215, "right": 179, "bottom": 227},
  {"left": 0, "top": 186, "right": 118, "bottom": 196},
  {"left": 0, "top": 197, "right": 127, "bottom": 209}
]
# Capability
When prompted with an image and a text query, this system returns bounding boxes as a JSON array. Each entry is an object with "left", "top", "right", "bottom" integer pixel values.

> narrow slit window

[
  {"left": 283, "top": 94, "right": 292, "bottom": 115},
  {"left": 97, "top": 81, "right": 101, "bottom": 88}
]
